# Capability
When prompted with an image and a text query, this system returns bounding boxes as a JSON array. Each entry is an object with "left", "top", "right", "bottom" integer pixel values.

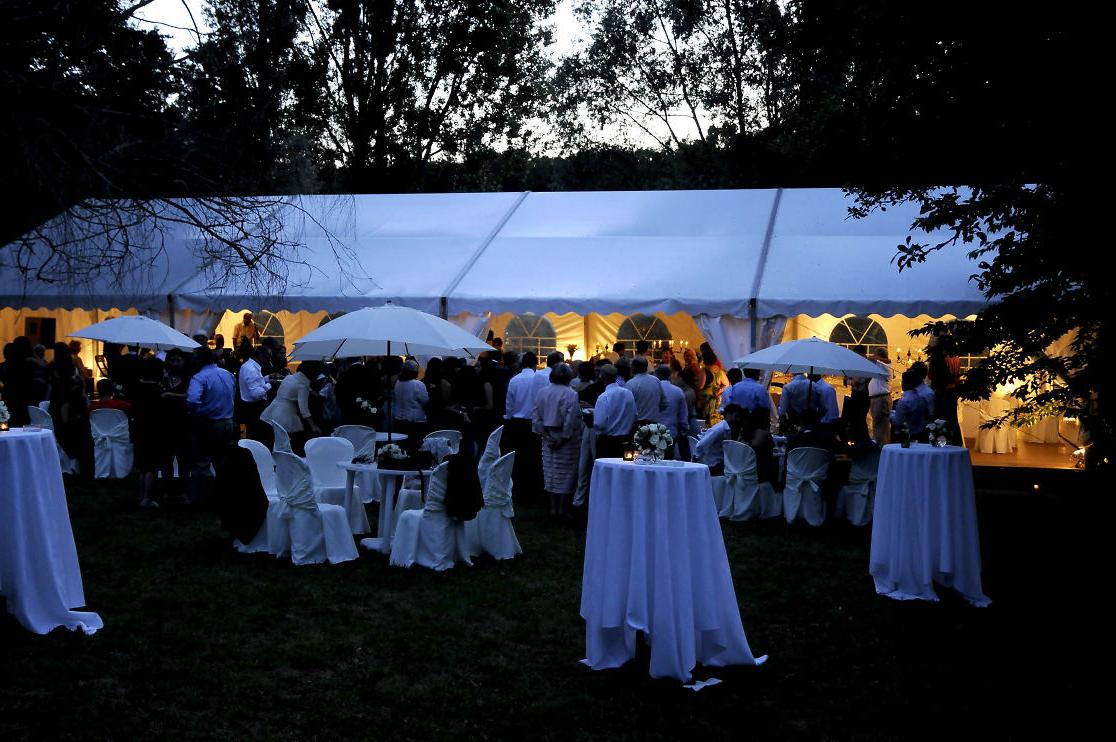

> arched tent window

[
  {"left": 828, "top": 316, "right": 888, "bottom": 358},
  {"left": 504, "top": 313, "right": 557, "bottom": 363},
  {"left": 616, "top": 314, "right": 672, "bottom": 363},
  {"left": 255, "top": 310, "right": 286, "bottom": 347},
  {"left": 318, "top": 311, "right": 347, "bottom": 327}
]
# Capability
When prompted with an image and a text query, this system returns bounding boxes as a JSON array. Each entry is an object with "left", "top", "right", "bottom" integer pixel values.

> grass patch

[{"left": 2, "top": 477, "right": 1099, "bottom": 739}]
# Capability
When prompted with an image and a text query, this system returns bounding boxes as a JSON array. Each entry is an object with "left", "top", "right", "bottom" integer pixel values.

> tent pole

[{"left": 387, "top": 339, "right": 392, "bottom": 443}]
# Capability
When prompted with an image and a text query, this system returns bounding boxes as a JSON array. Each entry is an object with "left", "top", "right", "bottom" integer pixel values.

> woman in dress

[
  {"left": 261, "top": 360, "right": 322, "bottom": 454},
  {"left": 532, "top": 363, "right": 583, "bottom": 517},
  {"left": 698, "top": 347, "right": 730, "bottom": 426},
  {"left": 47, "top": 342, "right": 93, "bottom": 477}
]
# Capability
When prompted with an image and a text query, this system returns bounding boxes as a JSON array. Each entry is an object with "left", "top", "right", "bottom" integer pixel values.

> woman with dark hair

[
  {"left": 1, "top": 340, "right": 33, "bottom": 427},
  {"left": 532, "top": 363, "right": 582, "bottom": 517},
  {"left": 48, "top": 342, "right": 93, "bottom": 476},
  {"left": 160, "top": 350, "right": 193, "bottom": 501},
  {"left": 927, "top": 334, "right": 963, "bottom": 445},
  {"left": 133, "top": 353, "right": 166, "bottom": 507}
]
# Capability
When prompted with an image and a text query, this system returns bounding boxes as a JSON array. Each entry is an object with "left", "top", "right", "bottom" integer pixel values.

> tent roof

[{"left": 3, "top": 188, "right": 988, "bottom": 319}]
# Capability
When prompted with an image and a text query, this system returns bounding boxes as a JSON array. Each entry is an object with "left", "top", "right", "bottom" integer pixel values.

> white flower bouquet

[
  {"left": 0, "top": 400, "right": 9, "bottom": 424},
  {"left": 633, "top": 423, "right": 673, "bottom": 461},
  {"left": 377, "top": 443, "right": 405, "bottom": 462},
  {"left": 354, "top": 397, "right": 378, "bottom": 415},
  {"left": 924, "top": 418, "right": 949, "bottom": 447}
]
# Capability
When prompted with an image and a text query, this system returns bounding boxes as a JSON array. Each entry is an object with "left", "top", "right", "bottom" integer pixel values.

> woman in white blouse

[{"left": 261, "top": 360, "right": 322, "bottom": 453}]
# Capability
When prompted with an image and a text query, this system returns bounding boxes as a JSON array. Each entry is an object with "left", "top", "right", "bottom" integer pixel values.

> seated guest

[
  {"left": 693, "top": 403, "right": 747, "bottom": 475},
  {"left": 592, "top": 364, "right": 635, "bottom": 460},
  {"left": 891, "top": 370, "right": 929, "bottom": 439},
  {"left": 741, "top": 407, "right": 777, "bottom": 484},
  {"left": 89, "top": 378, "right": 133, "bottom": 414}
]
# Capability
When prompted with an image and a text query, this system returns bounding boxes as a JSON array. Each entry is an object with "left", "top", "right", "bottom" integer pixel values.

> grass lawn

[{"left": 1, "top": 476, "right": 1101, "bottom": 740}]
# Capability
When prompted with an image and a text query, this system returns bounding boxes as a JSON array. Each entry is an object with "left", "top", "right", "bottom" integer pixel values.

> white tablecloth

[
  {"left": 581, "top": 458, "right": 764, "bottom": 681},
  {"left": 0, "top": 428, "right": 103, "bottom": 634},
  {"left": 341, "top": 462, "right": 431, "bottom": 554},
  {"left": 869, "top": 443, "right": 990, "bottom": 607}
]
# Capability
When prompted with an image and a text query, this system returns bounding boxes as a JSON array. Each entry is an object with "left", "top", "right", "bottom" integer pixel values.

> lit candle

[
  {"left": 0, "top": 421, "right": 8, "bottom": 432},
  {"left": 622, "top": 449, "right": 636, "bottom": 462}
]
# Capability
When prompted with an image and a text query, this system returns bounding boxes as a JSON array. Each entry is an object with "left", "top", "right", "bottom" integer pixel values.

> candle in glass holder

[
  {"left": 0, "top": 421, "right": 9, "bottom": 432},
  {"left": 622, "top": 449, "right": 636, "bottom": 462}
]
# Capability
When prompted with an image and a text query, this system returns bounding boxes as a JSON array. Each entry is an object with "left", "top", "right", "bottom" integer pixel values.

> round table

[
  {"left": 580, "top": 458, "right": 765, "bottom": 681},
  {"left": 338, "top": 462, "right": 431, "bottom": 554},
  {"left": 869, "top": 443, "right": 990, "bottom": 606},
  {"left": 0, "top": 428, "right": 103, "bottom": 634}
]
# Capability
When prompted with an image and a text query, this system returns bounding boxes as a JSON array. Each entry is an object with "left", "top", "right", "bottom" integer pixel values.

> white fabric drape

[
  {"left": 869, "top": 444, "right": 990, "bottom": 606},
  {"left": 580, "top": 459, "right": 764, "bottom": 681},
  {"left": 90, "top": 408, "right": 133, "bottom": 478},
  {"left": 465, "top": 451, "right": 522, "bottom": 560},
  {"left": 694, "top": 314, "right": 788, "bottom": 366},
  {"left": 0, "top": 428, "right": 103, "bottom": 634}
]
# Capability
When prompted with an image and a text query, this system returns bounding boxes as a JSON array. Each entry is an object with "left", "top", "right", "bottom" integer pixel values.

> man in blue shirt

[
  {"left": 186, "top": 347, "right": 237, "bottom": 507},
  {"left": 729, "top": 369, "right": 773, "bottom": 414}
]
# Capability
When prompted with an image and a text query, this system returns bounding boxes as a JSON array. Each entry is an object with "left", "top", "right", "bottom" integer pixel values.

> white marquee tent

[{"left": 1, "top": 187, "right": 987, "bottom": 374}]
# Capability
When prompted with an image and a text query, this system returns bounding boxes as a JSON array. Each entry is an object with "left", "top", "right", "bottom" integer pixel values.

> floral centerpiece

[
  {"left": 376, "top": 442, "right": 406, "bottom": 464},
  {"left": 895, "top": 421, "right": 912, "bottom": 448},
  {"left": 0, "top": 400, "right": 10, "bottom": 430},
  {"left": 354, "top": 397, "right": 378, "bottom": 415},
  {"left": 924, "top": 419, "right": 949, "bottom": 447},
  {"left": 633, "top": 423, "right": 673, "bottom": 461}
]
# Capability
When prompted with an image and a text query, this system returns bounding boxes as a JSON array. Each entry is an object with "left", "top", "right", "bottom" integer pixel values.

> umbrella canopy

[
  {"left": 291, "top": 304, "right": 495, "bottom": 360},
  {"left": 71, "top": 315, "right": 201, "bottom": 351},
  {"left": 734, "top": 337, "right": 889, "bottom": 380}
]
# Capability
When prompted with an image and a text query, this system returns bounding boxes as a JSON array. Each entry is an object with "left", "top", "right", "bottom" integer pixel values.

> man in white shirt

[
  {"left": 238, "top": 346, "right": 273, "bottom": 442},
  {"left": 693, "top": 404, "right": 745, "bottom": 475},
  {"left": 503, "top": 351, "right": 542, "bottom": 500},
  {"left": 626, "top": 356, "right": 664, "bottom": 427},
  {"left": 593, "top": 364, "right": 636, "bottom": 460},
  {"left": 655, "top": 365, "right": 689, "bottom": 460},
  {"left": 868, "top": 348, "right": 893, "bottom": 443}
]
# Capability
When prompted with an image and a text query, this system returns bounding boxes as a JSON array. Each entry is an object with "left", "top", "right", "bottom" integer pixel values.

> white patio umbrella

[
  {"left": 71, "top": 315, "right": 201, "bottom": 351},
  {"left": 290, "top": 304, "right": 495, "bottom": 360},
  {"left": 291, "top": 303, "right": 496, "bottom": 440},
  {"left": 733, "top": 337, "right": 889, "bottom": 379}
]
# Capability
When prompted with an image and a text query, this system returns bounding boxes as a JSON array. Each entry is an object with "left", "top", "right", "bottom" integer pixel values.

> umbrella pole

[{"left": 386, "top": 340, "right": 392, "bottom": 444}]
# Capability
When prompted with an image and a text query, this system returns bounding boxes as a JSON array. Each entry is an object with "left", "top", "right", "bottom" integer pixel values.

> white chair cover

[
  {"left": 38, "top": 400, "right": 51, "bottom": 412},
  {"left": 89, "top": 408, "right": 133, "bottom": 479},
  {"left": 783, "top": 446, "right": 830, "bottom": 526},
  {"left": 270, "top": 420, "right": 293, "bottom": 454},
  {"left": 305, "top": 436, "right": 369, "bottom": 534},
  {"left": 421, "top": 429, "right": 462, "bottom": 464},
  {"left": 718, "top": 440, "right": 779, "bottom": 521},
  {"left": 232, "top": 439, "right": 286, "bottom": 555},
  {"left": 476, "top": 425, "right": 503, "bottom": 489},
  {"left": 273, "top": 451, "right": 358, "bottom": 565},
  {"left": 237, "top": 439, "right": 278, "bottom": 498},
  {"left": 333, "top": 424, "right": 377, "bottom": 458},
  {"left": 687, "top": 435, "right": 700, "bottom": 461},
  {"left": 28, "top": 405, "right": 78, "bottom": 474},
  {"left": 465, "top": 451, "right": 522, "bottom": 560},
  {"left": 836, "top": 448, "right": 881, "bottom": 526},
  {"left": 976, "top": 396, "right": 1017, "bottom": 453},
  {"left": 389, "top": 462, "right": 472, "bottom": 571}
]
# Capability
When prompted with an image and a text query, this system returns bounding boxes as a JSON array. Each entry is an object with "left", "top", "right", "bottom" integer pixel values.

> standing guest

[
  {"left": 475, "top": 351, "right": 511, "bottom": 444},
  {"left": 730, "top": 368, "right": 773, "bottom": 414},
  {"left": 422, "top": 357, "right": 452, "bottom": 430},
  {"left": 927, "top": 334, "right": 963, "bottom": 445},
  {"left": 238, "top": 346, "right": 273, "bottom": 443},
  {"left": 212, "top": 334, "right": 232, "bottom": 369},
  {"left": 132, "top": 353, "right": 166, "bottom": 508},
  {"left": 159, "top": 350, "right": 193, "bottom": 502},
  {"left": 592, "top": 364, "right": 636, "bottom": 460},
  {"left": 607, "top": 341, "right": 624, "bottom": 364},
  {"left": 577, "top": 360, "right": 607, "bottom": 406},
  {"left": 271, "top": 345, "right": 291, "bottom": 380},
  {"left": 891, "top": 370, "right": 930, "bottom": 439},
  {"left": 626, "top": 356, "right": 664, "bottom": 428},
  {"left": 185, "top": 347, "right": 237, "bottom": 507},
  {"left": 660, "top": 347, "right": 675, "bottom": 368},
  {"left": 655, "top": 364, "right": 690, "bottom": 460},
  {"left": 89, "top": 379, "right": 133, "bottom": 413},
  {"left": 676, "top": 365, "right": 700, "bottom": 433},
  {"left": 909, "top": 360, "right": 936, "bottom": 419},
  {"left": 235, "top": 337, "right": 253, "bottom": 365},
  {"left": 614, "top": 356, "right": 631, "bottom": 388},
  {"left": 391, "top": 359, "right": 429, "bottom": 444},
  {"left": 571, "top": 359, "right": 595, "bottom": 396},
  {"left": 719, "top": 367, "right": 744, "bottom": 412},
  {"left": 697, "top": 347, "right": 730, "bottom": 426},
  {"left": 633, "top": 340, "right": 651, "bottom": 365},
  {"left": 48, "top": 342, "right": 94, "bottom": 477},
  {"left": 532, "top": 351, "right": 564, "bottom": 395},
  {"left": 68, "top": 340, "right": 89, "bottom": 385},
  {"left": 503, "top": 351, "right": 541, "bottom": 501},
  {"left": 232, "top": 312, "right": 260, "bottom": 347},
  {"left": 682, "top": 348, "right": 706, "bottom": 398},
  {"left": 532, "top": 363, "right": 583, "bottom": 517},
  {"left": 868, "top": 348, "right": 893, "bottom": 443},
  {"left": 310, "top": 364, "right": 341, "bottom": 435},
  {"left": 261, "top": 361, "right": 322, "bottom": 454},
  {"left": 28, "top": 342, "right": 51, "bottom": 403},
  {"left": 1, "top": 339, "right": 33, "bottom": 426}
]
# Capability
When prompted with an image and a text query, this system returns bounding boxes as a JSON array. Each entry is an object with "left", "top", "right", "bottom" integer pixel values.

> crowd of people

[{"left": 1, "top": 319, "right": 967, "bottom": 521}]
